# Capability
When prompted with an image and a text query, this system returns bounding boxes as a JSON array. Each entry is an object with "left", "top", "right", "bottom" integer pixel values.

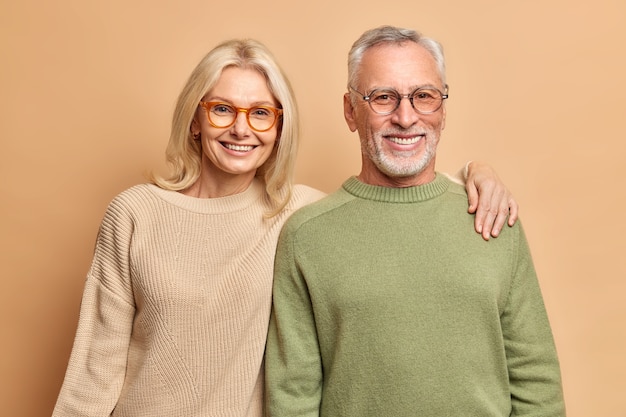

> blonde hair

[{"left": 151, "top": 39, "right": 299, "bottom": 216}]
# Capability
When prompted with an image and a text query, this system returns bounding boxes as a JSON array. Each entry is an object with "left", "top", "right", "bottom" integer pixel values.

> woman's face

[{"left": 192, "top": 66, "right": 279, "bottom": 187}]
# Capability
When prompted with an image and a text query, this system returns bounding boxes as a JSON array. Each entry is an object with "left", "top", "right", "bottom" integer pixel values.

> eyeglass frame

[
  {"left": 349, "top": 85, "right": 449, "bottom": 115},
  {"left": 198, "top": 101, "right": 283, "bottom": 132}
]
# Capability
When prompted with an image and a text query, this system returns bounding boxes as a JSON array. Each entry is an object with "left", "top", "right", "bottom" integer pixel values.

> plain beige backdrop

[{"left": 1, "top": 0, "right": 625, "bottom": 415}]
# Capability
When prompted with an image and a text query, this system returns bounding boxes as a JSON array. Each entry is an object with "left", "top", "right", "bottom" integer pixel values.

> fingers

[
  {"left": 475, "top": 190, "right": 518, "bottom": 240},
  {"left": 475, "top": 192, "right": 499, "bottom": 241},
  {"left": 507, "top": 197, "right": 519, "bottom": 227},
  {"left": 463, "top": 160, "right": 519, "bottom": 240},
  {"left": 471, "top": 181, "right": 499, "bottom": 239},
  {"left": 474, "top": 184, "right": 505, "bottom": 240},
  {"left": 477, "top": 211, "right": 495, "bottom": 241},
  {"left": 486, "top": 195, "right": 511, "bottom": 239},
  {"left": 466, "top": 181, "right": 480, "bottom": 215}
]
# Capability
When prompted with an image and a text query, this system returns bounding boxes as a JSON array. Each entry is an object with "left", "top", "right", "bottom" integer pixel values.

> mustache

[{"left": 377, "top": 127, "right": 430, "bottom": 136}]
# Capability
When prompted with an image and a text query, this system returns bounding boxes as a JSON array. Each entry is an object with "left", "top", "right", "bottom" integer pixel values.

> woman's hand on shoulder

[{"left": 465, "top": 161, "right": 519, "bottom": 241}]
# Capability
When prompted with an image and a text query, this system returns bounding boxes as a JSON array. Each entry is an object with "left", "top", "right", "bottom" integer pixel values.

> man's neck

[{"left": 357, "top": 167, "right": 436, "bottom": 188}]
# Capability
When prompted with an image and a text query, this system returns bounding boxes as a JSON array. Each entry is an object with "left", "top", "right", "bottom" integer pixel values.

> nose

[
  {"left": 231, "top": 109, "right": 250, "bottom": 137},
  {"left": 390, "top": 97, "right": 420, "bottom": 128}
]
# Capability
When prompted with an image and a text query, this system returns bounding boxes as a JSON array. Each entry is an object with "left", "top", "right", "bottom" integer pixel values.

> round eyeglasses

[
  {"left": 199, "top": 101, "right": 283, "bottom": 132},
  {"left": 349, "top": 86, "right": 449, "bottom": 115}
]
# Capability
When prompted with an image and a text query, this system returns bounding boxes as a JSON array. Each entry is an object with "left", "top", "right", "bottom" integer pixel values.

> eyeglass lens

[
  {"left": 206, "top": 103, "right": 278, "bottom": 132},
  {"left": 368, "top": 89, "right": 444, "bottom": 114}
]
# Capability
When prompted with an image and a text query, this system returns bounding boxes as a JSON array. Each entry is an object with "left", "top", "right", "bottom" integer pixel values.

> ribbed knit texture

[
  {"left": 265, "top": 174, "right": 566, "bottom": 417},
  {"left": 52, "top": 179, "right": 325, "bottom": 417}
]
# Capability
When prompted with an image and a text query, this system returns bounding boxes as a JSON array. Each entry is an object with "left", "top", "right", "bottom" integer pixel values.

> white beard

[{"left": 362, "top": 128, "right": 439, "bottom": 178}]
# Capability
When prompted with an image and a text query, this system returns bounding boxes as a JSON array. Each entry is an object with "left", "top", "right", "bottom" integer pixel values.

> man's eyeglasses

[
  {"left": 199, "top": 101, "right": 283, "bottom": 132},
  {"left": 349, "top": 86, "right": 449, "bottom": 115}
]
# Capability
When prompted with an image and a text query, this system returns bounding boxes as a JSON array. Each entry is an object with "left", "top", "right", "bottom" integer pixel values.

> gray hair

[{"left": 347, "top": 25, "right": 447, "bottom": 91}]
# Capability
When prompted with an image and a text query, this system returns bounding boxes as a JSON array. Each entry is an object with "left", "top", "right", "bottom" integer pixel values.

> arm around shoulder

[{"left": 462, "top": 161, "right": 519, "bottom": 241}]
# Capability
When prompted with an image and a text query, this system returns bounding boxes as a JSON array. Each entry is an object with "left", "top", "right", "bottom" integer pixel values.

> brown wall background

[{"left": 1, "top": 1, "right": 624, "bottom": 415}]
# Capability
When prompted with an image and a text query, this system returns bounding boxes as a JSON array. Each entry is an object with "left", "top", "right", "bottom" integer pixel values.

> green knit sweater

[{"left": 265, "top": 174, "right": 565, "bottom": 417}]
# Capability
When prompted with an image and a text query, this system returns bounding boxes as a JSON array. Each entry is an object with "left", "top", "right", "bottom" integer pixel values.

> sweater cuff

[{"left": 463, "top": 160, "right": 472, "bottom": 181}]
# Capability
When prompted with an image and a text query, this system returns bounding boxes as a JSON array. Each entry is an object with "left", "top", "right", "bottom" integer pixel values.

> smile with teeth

[
  {"left": 223, "top": 143, "right": 256, "bottom": 152},
  {"left": 386, "top": 135, "right": 423, "bottom": 145}
]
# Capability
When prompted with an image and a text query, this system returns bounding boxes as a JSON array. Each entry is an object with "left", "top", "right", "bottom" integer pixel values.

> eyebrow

[
  {"left": 368, "top": 84, "right": 442, "bottom": 93},
  {"left": 201, "top": 96, "right": 278, "bottom": 107}
]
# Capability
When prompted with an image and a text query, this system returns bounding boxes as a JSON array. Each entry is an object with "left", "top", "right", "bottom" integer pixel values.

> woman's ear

[{"left": 191, "top": 118, "right": 201, "bottom": 139}]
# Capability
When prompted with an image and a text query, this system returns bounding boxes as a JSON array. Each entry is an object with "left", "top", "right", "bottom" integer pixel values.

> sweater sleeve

[
  {"left": 502, "top": 223, "right": 566, "bottom": 416},
  {"left": 52, "top": 196, "right": 136, "bottom": 417},
  {"left": 265, "top": 222, "right": 323, "bottom": 417}
]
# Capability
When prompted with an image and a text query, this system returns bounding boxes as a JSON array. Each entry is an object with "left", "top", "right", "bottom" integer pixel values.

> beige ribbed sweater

[{"left": 52, "top": 180, "right": 325, "bottom": 417}]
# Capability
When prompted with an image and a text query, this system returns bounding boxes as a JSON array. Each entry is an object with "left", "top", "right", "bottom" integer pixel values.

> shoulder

[
  {"left": 437, "top": 173, "right": 467, "bottom": 200},
  {"left": 283, "top": 188, "right": 354, "bottom": 233},
  {"left": 110, "top": 183, "right": 155, "bottom": 205},
  {"left": 287, "top": 184, "right": 327, "bottom": 210},
  {"left": 106, "top": 183, "right": 165, "bottom": 212},
  {"left": 101, "top": 184, "right": 157, "bottom": 224}
]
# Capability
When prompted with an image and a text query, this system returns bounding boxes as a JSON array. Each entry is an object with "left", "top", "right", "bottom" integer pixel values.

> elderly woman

[{"left": 52, "top": 38, "right": 518, "bottom": 416}]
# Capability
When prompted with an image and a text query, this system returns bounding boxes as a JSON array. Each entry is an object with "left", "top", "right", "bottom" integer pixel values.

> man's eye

[
  {"left": 372, "top": 93, "right": 396, "bottom": 102},
  {"left": 414, "top": 90, "right": 437, "bottom": 100}
]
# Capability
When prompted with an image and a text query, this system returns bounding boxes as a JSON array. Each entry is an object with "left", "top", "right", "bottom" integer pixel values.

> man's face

[{"left": 344, "top": 41, "right": 447, "bottom": 187}]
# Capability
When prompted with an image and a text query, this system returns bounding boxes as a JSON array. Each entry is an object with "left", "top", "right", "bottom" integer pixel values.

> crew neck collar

[
  {"left": 341, "top": 173, "right": 450, "bottom": 203},
  {"left": 146, "top": 179, "right": 265, "bottom": 214}
]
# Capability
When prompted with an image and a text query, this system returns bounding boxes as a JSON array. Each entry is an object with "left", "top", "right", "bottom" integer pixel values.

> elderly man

[{"left": 264, "top": 25, "right": 565, "bottom": 417}]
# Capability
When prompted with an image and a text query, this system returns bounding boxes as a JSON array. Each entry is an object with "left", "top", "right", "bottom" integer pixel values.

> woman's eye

[
  {"left": 213, "top": 105, "right": 233, "bottom": 114},
  {"left": 252, "top": 108, "right": 271, "bottom": 117}
]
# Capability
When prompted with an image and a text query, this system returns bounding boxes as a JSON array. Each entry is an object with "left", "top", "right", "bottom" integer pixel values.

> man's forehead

[{"left": 359, "top": 43, "right": 443, "bottom": 90}]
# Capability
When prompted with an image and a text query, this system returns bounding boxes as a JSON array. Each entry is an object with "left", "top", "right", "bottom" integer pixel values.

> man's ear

[
  {"left": 441, "top": 104, "right": 446, "bottom": 131},
  {"left": 343, "top": 93, "right": 358, "bottom": 132}
]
